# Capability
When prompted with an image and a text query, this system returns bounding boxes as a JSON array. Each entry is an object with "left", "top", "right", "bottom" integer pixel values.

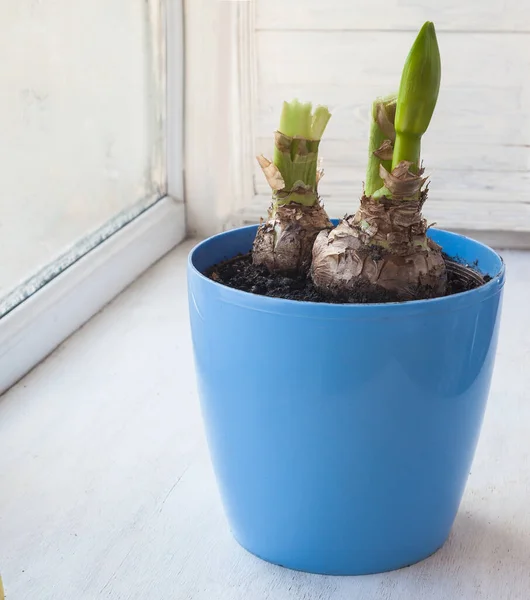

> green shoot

[
  {"left": 311, "top": 105, "right": 332, "bottom": 140},
  {"left": 365, "top": 95, "right": 396, "bottom": 197},
  {"left": 392, "top": 21, "right": 441, "bottom": 172},
  {"left": 278, "top": 100, "right": 312, "bottom": 139},
  {"left": 271, "top": 100, "right": 331, "bottom": 207}
]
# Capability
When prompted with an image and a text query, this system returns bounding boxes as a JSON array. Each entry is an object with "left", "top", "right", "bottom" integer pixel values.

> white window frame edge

[
  {"left": 184, "top": 0, "right": 257, "bottom": 238},
  {"left": 0, "top": 0, "right": 185, "bottom": 394}
]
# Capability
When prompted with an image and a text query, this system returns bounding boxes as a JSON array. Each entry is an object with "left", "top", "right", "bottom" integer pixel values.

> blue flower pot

[{"left": 187, "top": 225, "right": 505, "bottom": 575}]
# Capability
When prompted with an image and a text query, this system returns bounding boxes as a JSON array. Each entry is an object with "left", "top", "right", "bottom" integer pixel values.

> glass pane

[{"left": 0, "top": 0, "right": 165, "bottom": 316}]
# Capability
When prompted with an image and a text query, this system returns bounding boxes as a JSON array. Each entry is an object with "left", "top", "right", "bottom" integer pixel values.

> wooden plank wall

[{"left": 246, "top": 1, "right": 530, "bottom": 232}]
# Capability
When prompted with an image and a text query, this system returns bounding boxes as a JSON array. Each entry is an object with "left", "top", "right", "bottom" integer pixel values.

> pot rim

[{"left": 188, "top": 225, "right": 505, "bottom": 315}]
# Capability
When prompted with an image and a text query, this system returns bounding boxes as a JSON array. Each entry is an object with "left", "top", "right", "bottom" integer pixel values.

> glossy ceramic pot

[{"left": 188, "top": 225, "right": 505, "bottom": 575}]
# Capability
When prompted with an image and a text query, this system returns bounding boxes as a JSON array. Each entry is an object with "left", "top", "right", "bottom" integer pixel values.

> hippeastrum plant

[
  {"left": 312, "top": 22, "right": 447, "bottom": 300},
  {"left": 252, "top": 100, "right": 332, "bottom": 275}
]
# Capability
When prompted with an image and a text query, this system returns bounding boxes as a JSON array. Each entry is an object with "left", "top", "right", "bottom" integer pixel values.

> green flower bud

[{"left": 394, "top": 21, "right": 441, "bottom": 138}]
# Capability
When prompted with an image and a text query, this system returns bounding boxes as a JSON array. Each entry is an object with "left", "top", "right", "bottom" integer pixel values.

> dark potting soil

[{"left": 206, "top": 253, "right": 490, "bottom": 304}]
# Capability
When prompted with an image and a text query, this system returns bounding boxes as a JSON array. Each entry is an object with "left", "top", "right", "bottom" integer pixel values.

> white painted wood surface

[
  {"left": 184, "top": 0, "right": 257, "bottom": 237},
  {"left": 256, "top": 1, "right": 530, "bottom": 32},
  {"left": 167, "top": 0, "right": 185, "bottom": 203},
  {"left": 1, "top": 240, "right": 530, "bottom": 599},
  {"left": 0, "top": 0, "right": 167, "bottom": 300},
  {"left": 201, "top": 1, "right": 530, "bottom": 234}
]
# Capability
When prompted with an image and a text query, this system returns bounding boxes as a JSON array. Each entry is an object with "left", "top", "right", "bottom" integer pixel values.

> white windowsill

[
  {"left": 1, "top": 240, "right": 529, "bottom": 599},
  {"left": 0, "top": 196, "right": 186, "bottom": 395}
]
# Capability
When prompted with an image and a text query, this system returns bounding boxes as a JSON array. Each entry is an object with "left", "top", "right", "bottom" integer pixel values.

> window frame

[
  {"left": 0, "top": 0, "right": 185, "bottom": 394},
  {"left": 183, "top": 0, "right": 257, "bottom": 238}
]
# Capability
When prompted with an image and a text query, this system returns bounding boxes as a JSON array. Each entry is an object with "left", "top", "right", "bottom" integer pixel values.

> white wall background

[
  {"left": 236, "top": 0, "right": 530, "bottom": 233},
  {"left": 0, "top": 0, "right": 165, "bottom": 301}
]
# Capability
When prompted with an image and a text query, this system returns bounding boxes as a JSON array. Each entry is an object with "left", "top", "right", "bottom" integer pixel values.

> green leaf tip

[
  {"left": 278, "top": 99, "right": 331, "bottom": 141},
  {"left": 394, "top": 21, "right": 441, "bottom": 139}
]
